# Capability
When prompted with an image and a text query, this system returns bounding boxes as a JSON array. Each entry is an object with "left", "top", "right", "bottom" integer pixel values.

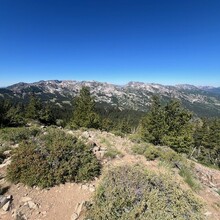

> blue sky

[{"left": 0, "top": 0, "right": 220, "bottom": 87}]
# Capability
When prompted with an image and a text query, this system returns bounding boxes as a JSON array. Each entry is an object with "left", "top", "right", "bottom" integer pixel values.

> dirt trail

[{"left": 0, "top": 129, "right": 219, "bottom": 220}]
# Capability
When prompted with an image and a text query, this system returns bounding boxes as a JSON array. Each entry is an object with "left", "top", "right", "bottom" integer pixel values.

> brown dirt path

[{"left": 0, "top": 129, "right": 219, "bottom": 220}]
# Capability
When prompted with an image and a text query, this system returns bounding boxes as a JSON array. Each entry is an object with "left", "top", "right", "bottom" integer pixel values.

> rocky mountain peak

[{"left": 1, "top": 80, "right": 220, "bottom": 117}]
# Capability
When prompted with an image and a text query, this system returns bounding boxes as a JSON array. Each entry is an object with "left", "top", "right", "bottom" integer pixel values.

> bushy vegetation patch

[
  {"left": 111, "top": 130, "right": 126, "bottom": 137},
  {"left": 139, "top": 96, "right": 220, "bottom": 168},
  {"left": 99, "top": 137, "right": 112, "bottom": 148},
  {"left": 104, "top": 147, "right": 123, "bottom": 159},
  {"left": 86, "top": 165, "right": 203, "bottom": 220},
  {"left": 132, "top": 144, "right": 201, "bottom": 190},
  {"left": 7, "top": 129, "right": 101, "bottom": 188},
  {"left": 144, "top": 145, "right": 161, "bottom": 160},
  {"left": 0, "top": 127, "right": 40, "bottom": 145},
  {"left": 132, "top": 143, "right": 180, "bottom": 163},
  {"left": 132, "top": 143, "right": 152, "bottom": 155},
  {"left": 179, "top": 165, "right": 201, "bottom": 191}
]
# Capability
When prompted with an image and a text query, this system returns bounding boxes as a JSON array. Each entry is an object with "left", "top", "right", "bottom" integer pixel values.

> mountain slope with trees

[{"left": 1, "top": 80, "right": 220, "bottom": 117}]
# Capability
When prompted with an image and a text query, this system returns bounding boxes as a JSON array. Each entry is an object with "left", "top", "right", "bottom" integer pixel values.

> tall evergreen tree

[
  {"left": 26, "top": 93, "right": 42, "bottom": 120},
  {"left": 39, "top": 102, "right": 55, "bottom": 125},
  {"left": 200, "top": 118, "right": 220, "bottom": 167},
  {"left": 71, "top": 87, "right": 100, "bottom": 129},
  {"left": 6, "top": 102, "right": 25, "bottom": 126},
  {"left": 140, "top": 96, "right": 167, "bottom": 145},
  {"left": 117, "top": 118, "right": 131, "bottom": 134},
  {"left": 0, "top": 99, "right": 11, "bottom": 127},
  {"left": 162, "top": 100, "right": 194, "bottom": 153},
  {"left": 140, "top": 97, "right": 194, "bottom": 153},
  {"left": 101, "top": 118, "right": 114, "bottom": 131}
]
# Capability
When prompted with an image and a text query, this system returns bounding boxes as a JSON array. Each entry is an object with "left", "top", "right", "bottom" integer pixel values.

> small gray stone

[
  {"left": 14, "top": 211, "right": 27, "bottom": 220},
  {"left": 89, "top": 185, "right": 95, "bottom": 192},
  {"left": 73, "top": 201, "right": 85, "bottom": 218},
  {"left": 41, "top": 211, "right": 47, "bottom": 216},
  {"left": 89, "top": 187, "right": 95, "bottom": 192},
  {"left": 71, "top": 212, "right": 78, "bottom": 220},
  {"left": 2, "top": 201, "right": 11, "bottom": 211},
  {"left": 20, "top": 197, "right": 32, "bottom": 203},
  {"left": 6, "top": 195, "right": 12, "bottom": 200},
  {"left": 0, "top": 196, "right": 9, "bottom": 208},
  {"left": 81, "top": 184, "right": 89, "bottom": 190},
  {"left": 93, "top": 146, "right": 100, "bottom": 153},
  {"left": 82, "top": 131, "right": 90, "bottom": 138},
  {"left": 204, "top": 211, "right": 212, "bottom": 216},
  {"left": 27, "top": 201, "right": 38, "bottom": 210},
  {"left": 3, "top": 150, "right": 11, "bottom": 155}
]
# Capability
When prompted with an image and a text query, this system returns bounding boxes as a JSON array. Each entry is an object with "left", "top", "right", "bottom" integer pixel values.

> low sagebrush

[
  {"left": 7, "top": 128, "right": 101, "bottom": 188},
  {"left": 86, "top": 165, "right": 204, "bottom": 220}
]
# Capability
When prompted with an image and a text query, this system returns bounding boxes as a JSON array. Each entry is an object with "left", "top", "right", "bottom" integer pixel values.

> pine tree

[
  {"left": 39, "top": 102, "right": 55, "bottom": 125},
  {"left": 26, "top": 93, "right": 42, "bottom": 120},
  {"left": 162, "top": 100, "right": 194, "bottom": 153},
  {"left": 0, "top": 99, "right": 12, "bottom": 127},
  {"left": 139, "top": 97, "right": 194, "bottom": 153},
  {"left": 101, "top": 118, "right": 114, "bottom": 131},
  {"left": 140, "top": 96, "right": 167, "bottom": 145},
  {"left": 200, "top": 118, "right": 220, "bottom": 167},
  {"left": 0, "top": 100, "right": 5, "bottom": 126},
  {"left": 71, "top": 87, "right": 100, "bottom": 129},
  {"left": 117, "top": 118, "right": 131, "bottom": 134},
  {"left": 6, "top": 102, "right": 25, "bottom": 126}
]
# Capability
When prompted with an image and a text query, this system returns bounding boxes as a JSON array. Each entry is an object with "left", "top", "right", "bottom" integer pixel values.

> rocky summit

[{"left": 1, "top": 80, "right": 220, "bottom": 117}]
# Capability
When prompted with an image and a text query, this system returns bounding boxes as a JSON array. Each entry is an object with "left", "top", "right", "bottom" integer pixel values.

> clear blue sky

[{"left": 0, "top": 0, "right": 220, "bottom": 87}]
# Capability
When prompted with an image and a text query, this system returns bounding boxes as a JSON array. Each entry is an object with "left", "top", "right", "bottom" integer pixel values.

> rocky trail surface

[{"left": 0, "top": 129, "right": 220, "bottom": 220}]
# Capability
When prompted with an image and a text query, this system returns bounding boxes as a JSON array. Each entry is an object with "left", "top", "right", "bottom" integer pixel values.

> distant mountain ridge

[{"left": 1, "top": 80, "right": 220, "bottom": 117}]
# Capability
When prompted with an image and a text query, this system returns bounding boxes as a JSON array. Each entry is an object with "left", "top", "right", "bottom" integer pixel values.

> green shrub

[
  {"left": 131, "top": 144, "right": 148, "bottom": 155},
  {"left": 159, "top": 147, "right": 184, "bottom": 166},
  {"left": 86, "top": 165, "right": 203, "bottom": 220},
  {"left": 112, "top": 130, "right": 125, "bottom": 137},
  {"left": 131, "top": 143, "right": 201, "bottom": 191},
  {"left": 99, "top": 137, "right": 112, "bottom": 148},
  {"left": 144, "top": 145, "right": 160, "bottom": 160},
  {"left": 104, "top": 147, "right": 122, "bottom": 159},
  {"left": 0, "top": 127, "right": 40, "bottom": 144},
  {"left": 179, "top": 165, "right": 201, "bottom": 191},
  {"left": 7, "top": 129, "right": 101, "bottom": 188},
  {"left": 128, "top": 133, "right": 143, "bottom": 143}
]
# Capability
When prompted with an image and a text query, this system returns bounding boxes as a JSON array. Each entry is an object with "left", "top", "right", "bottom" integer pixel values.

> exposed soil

[{"left": 0, "top": 129, "right": 220, "bottom": 220}]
